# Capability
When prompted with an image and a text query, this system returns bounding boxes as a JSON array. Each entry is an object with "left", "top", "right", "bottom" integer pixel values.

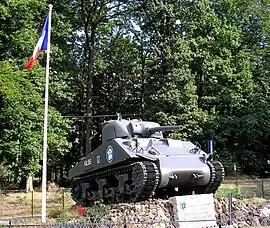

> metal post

[
  {"left": 228, "top": 193, "right": 232, "bottom": 225},
  {"left": 261, "top": 179, "right": 265, "bottom": 198},
  {"left": 217, "top": 214, "right": 222, "bottom": 228},
  {"left": 41, "top": 4, "right": 53, "bottom": 224},
  {"left": 207, "top": 139, "right": 213, "bottom": 154},
  {"left": 32, "top": 190, "right": 34, "bottom": 217},
  {"left": 62, "top": 189, "right": 65, "bottom": 210}
]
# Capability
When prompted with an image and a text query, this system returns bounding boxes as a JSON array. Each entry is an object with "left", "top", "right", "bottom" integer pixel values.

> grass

[
  {"left": 0, "top": 190, "right": 75, "bottom": 218},
  {"left": 215, "top": 183, "right": 265, "bottom": 201},
  {"left": 48, "top": 207, "right": 81, "bottom": 222},
  {"left": 0, "top": 190, "right": 110, "bottom": 225},
  {"left": 214, "top": 183, "right": 270, "bottom": 207}
]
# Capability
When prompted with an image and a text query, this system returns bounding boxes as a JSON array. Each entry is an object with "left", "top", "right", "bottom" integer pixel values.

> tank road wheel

[
  {"left": 125, "top": 181, "right": 138, "bottom": 203},
  {"left": 115, "top": 179, "right": 128, "bottom": 203},
  {"left": 87, "top": 180, "right": 99, "bottom": 204},
  {"left": 115, "top": 187, "right": 124, "bottom": 203},
  {"left": 121, "top": 163, "right": 144, "bottom": 203},
  {"left": 71, "top": 181, "right": 82, "bottom": 203},
  {"left": 115, "top": 173, "right": 129, "bottom": 203},
  {"left": 104, "top": 187, "right": 117, "bottom": 204}
]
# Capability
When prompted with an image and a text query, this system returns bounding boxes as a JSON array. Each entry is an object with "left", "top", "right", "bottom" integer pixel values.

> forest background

[{"left": 0, "top": 0, "right": 269, "bottom": 188}]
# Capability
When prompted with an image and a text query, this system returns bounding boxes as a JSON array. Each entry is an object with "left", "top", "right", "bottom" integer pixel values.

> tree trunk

[
  {"left": 26, "top": 175, "right": 33, "bottom": 192},
  {"left": 140, "top": 46, "right": 146, "bottom": 112},
  {"left": 84, "top": 26, "right": 96, "bottom": 156}
]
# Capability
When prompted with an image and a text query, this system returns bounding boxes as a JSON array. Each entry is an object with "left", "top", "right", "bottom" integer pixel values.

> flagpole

[{"left": 42, "top": 4, "right": 53, "bottom": 224}]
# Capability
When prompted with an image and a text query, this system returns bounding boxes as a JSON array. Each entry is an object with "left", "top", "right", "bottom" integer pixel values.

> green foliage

[
  {"left": 48, "top": 198, "right": 110, "bottom": 222},
  {"left": 0, "top": 0, "right": 47, "bottom": 60},
  {"left": 0, "top": 61, "right": 43, "bottom": 183},
  {"left": 216, "top": 185, "right": 261, "bottom": 199},
  {"left": 0, "top": 0, "right": 270, "bottom": 185},
  {"left": 184, "top": 0, "right": 270, "bottom": 174},
  {"left": 216, "top": 187, "right": 243, "bottom": 199},
  {"left": 0, "top": 61, "right": 70, "bottom": 184},
  {"left": 48, "top": 208, "right": 81, "bottom": 222},
  {"left": 0, "top": 164, "right": 8, "bottom": 179},
  {"left": 84, "top": 199, "right": 110, "bottom": 218}
]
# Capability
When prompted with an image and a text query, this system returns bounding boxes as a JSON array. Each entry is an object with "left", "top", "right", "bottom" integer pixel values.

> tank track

[
  {"left": 204, "top": 160, "right": 225, "bottom": 194},
  {"left": 71, "top": 161, "right": 160, "bottom": 206},
  {"left": 71, "top": 160, "right": 224, "bottom": 206}
]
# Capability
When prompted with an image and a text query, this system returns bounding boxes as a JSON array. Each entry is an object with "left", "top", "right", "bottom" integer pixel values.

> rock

[
  {"left": 214, "top": 197, "right": 270, "bottom": 227},
  {"left": 96, "top": 196, "right": 270, "bottom": 227}
]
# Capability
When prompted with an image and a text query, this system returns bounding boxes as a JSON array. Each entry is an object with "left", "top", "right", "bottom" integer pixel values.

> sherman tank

[{"left": 68, "top": 117, "right": 225, "bottom": 206}]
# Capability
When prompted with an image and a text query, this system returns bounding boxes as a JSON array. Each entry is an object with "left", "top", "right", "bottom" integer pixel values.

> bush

[
  {"left": 215, "top": 184, "right": 261, "bottom": 199},
  {"left": 48, "top": 198, "right": 110, "bottom": 223},
  {"left": 0, "top": 165, "right": 8, "bottom": 179},
  {"left": 48, "top": 208, "right": 80, "bottom": 222},
  {"left": 84, "top": 198, "right": 110, "bottom": 218}
]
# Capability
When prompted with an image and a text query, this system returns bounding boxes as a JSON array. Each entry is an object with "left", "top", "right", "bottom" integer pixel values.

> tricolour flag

[{"left": 24, "top": 17, "right": 49, "bottom": 69}]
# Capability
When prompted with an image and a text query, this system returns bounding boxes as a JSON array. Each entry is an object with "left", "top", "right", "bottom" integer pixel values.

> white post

[{"left": 41, "top": 4, "right": 53, "bottom": 224}]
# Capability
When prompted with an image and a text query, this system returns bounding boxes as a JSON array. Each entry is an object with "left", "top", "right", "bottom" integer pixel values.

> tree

[
  {"left": 126, "top": 1, "right": 208, "bottom": 139},
  {"left": 187, "top": 0, "right": 270, "bottom": 174},
  {"left": 65, "top": 0, "right": 132, "bottom": 155},
  {"left": 0, "top": 61, "right": 70, "bottom": 186}
]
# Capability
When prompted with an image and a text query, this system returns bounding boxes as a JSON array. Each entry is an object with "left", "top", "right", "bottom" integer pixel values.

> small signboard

[{"left": 170, "top": 194, "right": 218, "bottom": 228}]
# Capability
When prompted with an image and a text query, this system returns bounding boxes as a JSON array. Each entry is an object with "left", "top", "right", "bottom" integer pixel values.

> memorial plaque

[{"left": 170, "top": 194, "right": 218, "bottom": 228}]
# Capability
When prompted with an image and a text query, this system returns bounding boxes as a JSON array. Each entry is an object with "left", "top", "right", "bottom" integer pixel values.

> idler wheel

[
  {"left": 213, "top": 161, "right": 225, "bottom": 181},
  {"left": 128, "top": 162, "right": 147, "bottom": 202}
]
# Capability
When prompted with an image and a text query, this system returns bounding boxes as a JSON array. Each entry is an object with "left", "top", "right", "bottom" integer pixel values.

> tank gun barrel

[{"left": 147, "top": 125, "right": 183, "bottom": 134}]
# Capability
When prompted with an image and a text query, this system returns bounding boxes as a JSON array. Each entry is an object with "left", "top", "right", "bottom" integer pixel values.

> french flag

[{"left": 24, "top": 17, "right": 49, "bottom": 69}]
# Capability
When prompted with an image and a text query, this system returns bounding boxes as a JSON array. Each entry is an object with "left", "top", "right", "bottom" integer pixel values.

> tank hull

[
  {"left": 158, "top": 156, "right": 211, "bottom": 188},
  {"left": 69, "top": 154, "right": 224, "bottom": 206},
  {"left": 68, "top": 119, "right": 225, "bottom": 206}
]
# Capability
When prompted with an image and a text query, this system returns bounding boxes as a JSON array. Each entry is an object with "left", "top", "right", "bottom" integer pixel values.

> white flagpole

[{"left": 42, "top": 4, "right": 53, "bottom": 224}]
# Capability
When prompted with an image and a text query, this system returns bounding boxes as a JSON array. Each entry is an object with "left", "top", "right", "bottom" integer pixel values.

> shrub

[
  {"left": 84, "top": 198, "right": 110, "bottom": 218},
  {"left": 48, "top": 208, "right": 80, "bottom": 222}
]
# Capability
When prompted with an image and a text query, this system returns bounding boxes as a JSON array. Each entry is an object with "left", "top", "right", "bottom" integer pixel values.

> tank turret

[
  {"left": 68, "top": 118, "right": 225, "bottom": 206},
  {"left": 101, "top": 118, "right": 183, "bottom": 140}
]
